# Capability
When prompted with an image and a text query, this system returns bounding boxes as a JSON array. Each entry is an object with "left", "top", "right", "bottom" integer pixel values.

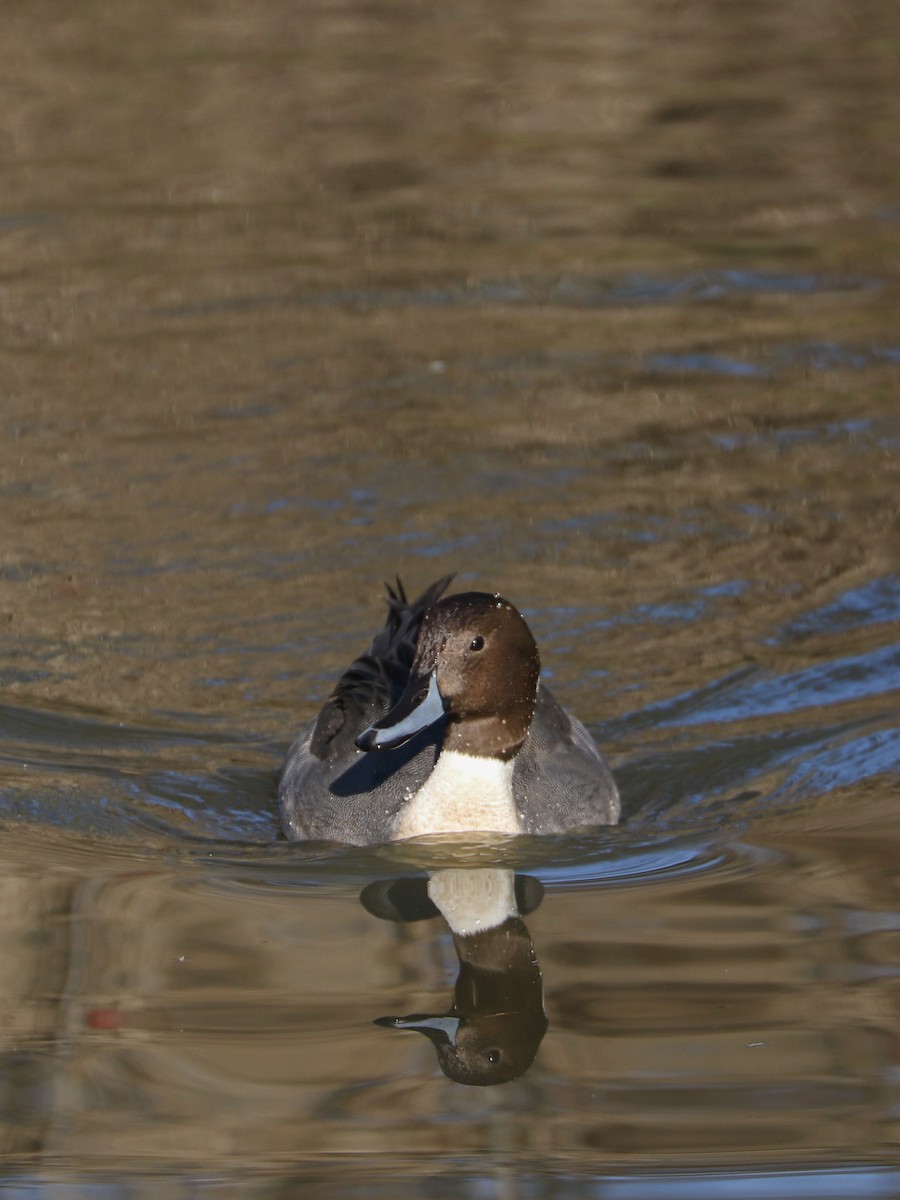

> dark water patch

[
  {"left": 154, "top": 269, "right": 881, "bottom": 320},
  {"left": 710, "top": 417, "right": 877, "bottom": 452},
  {"left": 0, "top": 770, "right": 275, "bottom": 849},
  {"left": 353, "top": 341, "right": 900, "bottom": 404},
  {"left": 0, "top": 701, "right": 277, "bottom": 841},
  {"left": 539, "top": 511, "right": 703, "bottom": 544},
  {"left": 644, "top": 344, "right": 900, "bottom": 381},
  {"left": 784, "top": 342, "right": 900, "bottom": 370},
  {"left": 530, "top": 581, "right": 750, "bottom": 659},
  {"left": 0, "top": 786, "right": 164, "bottom": 842},
  {"left": 382, "top": 528, "right": 484, "bottom": 559},
  {"left": 208, "top": 398, "right": 285, "bottom": 420},
  {"left": 0, "top": 560, "right": 55, "bottom": 582},
  {"left": 644, "top": 351, "right": 770, "bottom": 378},
  {"left": 105, "top": 551, "right": 206, "bottom": 578},
  {"left": 0, "top": 770, "right": 273, "bottom": 843},
  {"left": 0, "top": 211, "right": 59, "bottom": 233},
  {"left": 545, "top": 269, "right": 882, "bottom": 305},
  {"left": 0, "top": 667, "right": 54, "bottom": 686},
  {"left": 335, "top": 340, "right": 900, "bottom": 416},
  {"left": 0, "top": 701, "right": 236, "bottom": 753},
  {"left": 624, "top": 581, "right": 749, "bottom": 627}
]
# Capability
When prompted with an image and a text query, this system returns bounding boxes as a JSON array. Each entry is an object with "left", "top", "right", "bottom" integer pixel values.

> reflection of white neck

[
  {"left": 427, "top": 868, "right": 517, "bottom": 936},
  {"left": 393, "top": 749, "right": 519, "bottom": 841}
]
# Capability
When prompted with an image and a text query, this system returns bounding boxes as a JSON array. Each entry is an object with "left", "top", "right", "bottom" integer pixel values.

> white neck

[
  {"left": 427, "top": 869, "right": 518, "bottom": 935},
  {"left": 393, "top": 749, "right": 520, "bottom": 841}
]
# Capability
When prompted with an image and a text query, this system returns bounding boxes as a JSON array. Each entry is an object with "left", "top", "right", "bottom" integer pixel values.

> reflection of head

[
  {"left": 365, "top": 869, "right": 548, "bottom": 1087},
  {"left": 376, "top": 918, "right": 548, "bottom": 1086}
]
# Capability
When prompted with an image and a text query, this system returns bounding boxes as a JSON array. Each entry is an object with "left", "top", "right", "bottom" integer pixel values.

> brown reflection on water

[{"left": 0, "top": 816, "right": 897, "bottom": 1169}]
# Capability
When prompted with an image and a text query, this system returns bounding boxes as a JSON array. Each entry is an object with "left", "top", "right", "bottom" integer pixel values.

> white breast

[{"left": 393, "top": 749, "right": 520, "bottom": 840}]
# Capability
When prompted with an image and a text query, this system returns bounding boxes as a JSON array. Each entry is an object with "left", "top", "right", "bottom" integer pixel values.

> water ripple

[{"left": 154, "top": 268, "right": 881, "bottom": 318}]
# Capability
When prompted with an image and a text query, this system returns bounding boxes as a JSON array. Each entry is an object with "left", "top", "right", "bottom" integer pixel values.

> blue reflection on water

[
  {"left": 593, "top": 1165, "right": 900, "bottom": 1199},
  {"left": 641, "top": 343, "right": 900, "bottom": 381},
  {"left": 777, "top": 575, "right": 900, "bottom": 639},
  {"left": 533, "top": 840, "right": 731, "bottom": 889},
  {"left": 645, "top": 352, "right": 769, "bottom": 378},
  {"left": 155, "top": 268, "right": 884, "bottom": 318},
  {"left": 659, "top": 643, "right": 900, "bottom": 726},
  {"left": 1, "top": 1166, "right": 897, "bottom": 1199},
  {"left": 535, "top": 581, "right": 749, "bottom": 641},
  {"left": 775, "top": 726, "right": 900, "bottom": 794},
  {"left": 711, "top": 418, "right": 874, "bottom": 451}
]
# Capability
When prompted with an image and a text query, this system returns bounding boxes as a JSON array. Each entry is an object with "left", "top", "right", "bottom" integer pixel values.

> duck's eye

[
  {"left": 469, "top": 636, "right": 485, "bottom": 652},
  {"left": 487, "top": 1049, "right": 501, "bottom": 1064}
]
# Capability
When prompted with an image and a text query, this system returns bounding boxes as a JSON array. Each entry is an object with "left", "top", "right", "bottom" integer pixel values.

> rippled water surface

[{"left": 1, "top": 1, "right": 899, "bottom": 1196}]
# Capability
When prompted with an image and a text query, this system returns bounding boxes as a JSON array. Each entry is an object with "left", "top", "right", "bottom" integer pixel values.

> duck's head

[{"left": 356, "top": 591, "right": 540, "bottom": 760}]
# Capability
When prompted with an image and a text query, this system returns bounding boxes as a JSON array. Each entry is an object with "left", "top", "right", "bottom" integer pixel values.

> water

[{"left": 1, "top": 0, "right": 899, "bottom": 1195}]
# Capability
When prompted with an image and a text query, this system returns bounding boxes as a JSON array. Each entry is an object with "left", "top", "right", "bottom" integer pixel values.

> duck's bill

[
  {"left": 374, "top": 1013, "right": 460, "bottom": 1045},
  {"left": 355, "top": 670, "right": 445, "bottom": 752}
]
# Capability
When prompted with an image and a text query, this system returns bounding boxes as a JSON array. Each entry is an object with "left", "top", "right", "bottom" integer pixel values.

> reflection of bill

[{"left": 362, "top": 869, "right": 547, "bottom": 1087}]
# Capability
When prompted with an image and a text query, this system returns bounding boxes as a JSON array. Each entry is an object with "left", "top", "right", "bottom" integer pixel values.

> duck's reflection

[{"left": 361, "top": 869, "right": 547, "bottom": 1086}]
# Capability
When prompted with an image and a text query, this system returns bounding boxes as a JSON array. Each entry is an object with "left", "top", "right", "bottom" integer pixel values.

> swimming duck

[{"left": 278, "top": 576, "right": 620, "bottom": 844}]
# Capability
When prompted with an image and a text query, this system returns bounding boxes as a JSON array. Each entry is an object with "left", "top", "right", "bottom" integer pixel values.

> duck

[{"left": 278, "top": 576, "right": 620, "bottom": 844}]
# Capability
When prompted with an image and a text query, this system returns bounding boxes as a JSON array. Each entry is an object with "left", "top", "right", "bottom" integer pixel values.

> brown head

[{"left": 356, "top": 592, "right": 540, "bottom": 760}]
